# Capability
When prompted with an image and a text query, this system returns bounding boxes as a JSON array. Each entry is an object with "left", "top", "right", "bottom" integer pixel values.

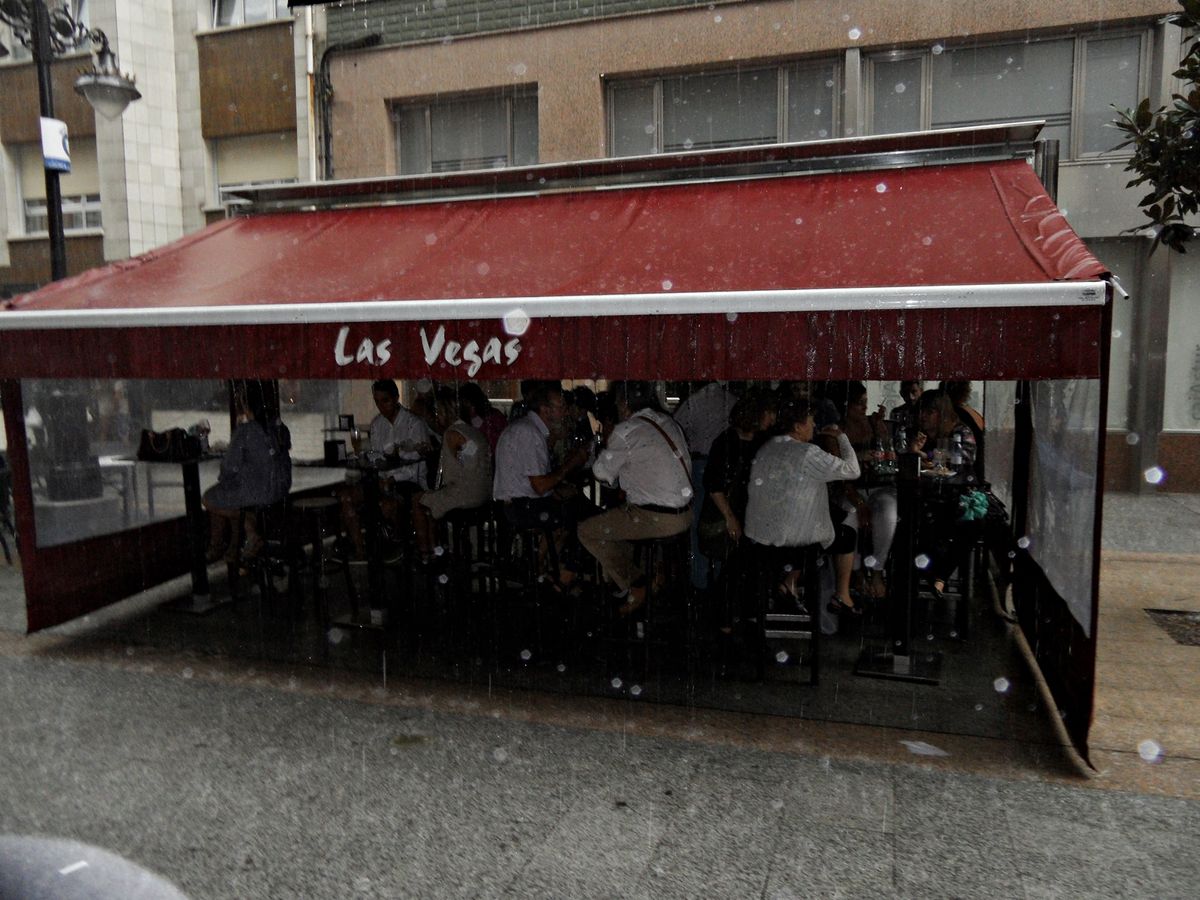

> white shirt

[
  {"left": 493, "top": 412, "right": 551, "bottom": 501},
  {"left": 369, "top": 407, "right": 436, "bottom": 485},
  {"left": 744, "top": 433, "right": 860, "bottom": 549},
  {"left": 593, "top": 409, "right": 692, "bottom": 509},
  {"left": 673, "top": 383, "right": 738, "bottom": 457}
]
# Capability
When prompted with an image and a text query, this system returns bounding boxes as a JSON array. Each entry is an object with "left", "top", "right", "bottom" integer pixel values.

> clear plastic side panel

[{"left": 1027, "top": 379, "right": 1101, "bottom": 636}]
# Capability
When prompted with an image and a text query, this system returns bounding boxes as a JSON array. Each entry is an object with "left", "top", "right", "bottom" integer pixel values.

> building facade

[
  {"left": 2, "top": 0, "right": 1196, "bottom": 491},
  {"left": 319, "top": 0, "right": 1198, "bottom": 492},
  {"left": 0, "top": 0, "right": 314, "bottom": 288}
]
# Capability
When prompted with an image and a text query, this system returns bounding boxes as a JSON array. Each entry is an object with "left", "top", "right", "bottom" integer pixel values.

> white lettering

[
  {"left": 482, "top": 337, "right": 502, "bottom": 366},
  {"left": 355, "top": 338, "right": 375, "bottom": 364},
  {"left": 420, "top": 326, "right": 445, "bottom": 366},
  {"left": 334, "top": 326, "right": 355, "bottom": 366},
  {"left": 463, "top": 340, "right": 482, "bottom": 377},
  {"left": 504, "top": 338, "right": 521, "bottom": 366},
  {"left": 444, "top": 340, "right": 462, "bottom": 366},
  {"left": 375, "top": 339, "right": 392, "bottom": 365}
]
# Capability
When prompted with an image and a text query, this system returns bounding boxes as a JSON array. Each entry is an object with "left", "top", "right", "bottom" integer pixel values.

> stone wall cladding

[{"left": 326, "top": 0, "right": 730, "bottom": 46}]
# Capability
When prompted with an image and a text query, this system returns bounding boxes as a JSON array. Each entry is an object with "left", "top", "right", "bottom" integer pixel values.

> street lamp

[
  {"left": 1, "top": 3, "right": 140, "bottom": 501},
  {"left": 0, "top": 0, "right": 140, "bottom": 281}
]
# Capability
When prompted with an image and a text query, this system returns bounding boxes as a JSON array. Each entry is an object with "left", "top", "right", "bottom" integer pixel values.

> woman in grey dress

[
  {"left": 203, "top": 381, "right": 292, "bottom": 562},
  {"left": 412, "top": 387, "right": 493, "bottom": 563}
]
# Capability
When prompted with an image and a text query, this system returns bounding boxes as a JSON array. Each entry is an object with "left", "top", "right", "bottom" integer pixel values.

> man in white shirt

[
  {"left": 579, "top": 381, "right": 692, "bottom": 615},
  {"left": 672, "top": 381, "right": 738, "bottom": 590},
  {"left": 341, "top": 379, "right": 436, "bottom": 559}
]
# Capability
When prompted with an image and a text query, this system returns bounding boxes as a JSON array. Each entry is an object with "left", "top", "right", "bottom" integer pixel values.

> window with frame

[
  {"left": 392, "top": 90, "right": 539, "bottom": 175},
  {"left": 866, "top": 31, "right": 1146, "bottom": 158},
  {"left": 23, "top": 194, "right": 102, "bottom": 233},
  {"left": 607, "top": 61, "right": 841, "bottom": 157},
  {"left": 212, "top": 0, "right": 289, "bottom": 28}
]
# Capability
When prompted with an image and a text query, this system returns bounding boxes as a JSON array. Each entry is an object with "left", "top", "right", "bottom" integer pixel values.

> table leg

[{"left": 182, "top": 461, "right": 209, "bottom": 598}]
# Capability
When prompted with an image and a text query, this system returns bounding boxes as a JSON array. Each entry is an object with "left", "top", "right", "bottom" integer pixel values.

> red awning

[{"left": 0, "top": 147, "right": 1108, "bottom": 381}]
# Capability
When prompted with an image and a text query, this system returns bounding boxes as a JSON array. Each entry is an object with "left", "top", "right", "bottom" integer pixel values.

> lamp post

[
  {"left": 1, "top": 2, "right": 140, "bottom": 501},
  {"left": 0, "top": 0, "right": 141, "bottom": 280}
]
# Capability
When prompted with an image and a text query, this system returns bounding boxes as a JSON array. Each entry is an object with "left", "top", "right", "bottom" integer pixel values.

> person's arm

[
  {"left": 810, "top": 429, "right": 861, "bottom": 481},
  {"left": 218, "top": 424, "right": 247, "bottom": 482},
  {"left": 591, "top": 425, "right": 630, "bottom": 487},
  {"left": 529, "top": 447, "right": 587, "bottom": 495}
]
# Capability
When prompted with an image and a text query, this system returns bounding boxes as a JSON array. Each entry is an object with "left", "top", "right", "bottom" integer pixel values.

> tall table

[{"left": 854, "top": 457, "right": 980, "bottom": 685}]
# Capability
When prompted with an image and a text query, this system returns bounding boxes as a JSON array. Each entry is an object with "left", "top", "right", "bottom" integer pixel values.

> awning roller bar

[{"left": 0, "top": 281, "right": 1107, "bottom": 331}]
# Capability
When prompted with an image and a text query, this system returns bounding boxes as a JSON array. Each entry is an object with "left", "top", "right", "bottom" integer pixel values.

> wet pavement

[{"left": 0, "top": 491, "right": 1197, "bottom": 897}]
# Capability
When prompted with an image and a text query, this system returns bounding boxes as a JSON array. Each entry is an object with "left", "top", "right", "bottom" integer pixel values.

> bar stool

[
  {"left": 748, "top": 542, "right": 820, "bottom": 686},
  {"left": 441, "top": 503, "right": 498, "bottom": 595},
  {"left": 604, "top": 529, "right": 691, "bottom": 680},
  {"left": 292, "top": 495, "right": 360, "bottom": 629}
]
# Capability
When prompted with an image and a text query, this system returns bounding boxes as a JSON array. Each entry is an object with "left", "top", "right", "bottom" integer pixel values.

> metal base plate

[{"left": 854, "top": 648, "right": 943, "bottom": 685}]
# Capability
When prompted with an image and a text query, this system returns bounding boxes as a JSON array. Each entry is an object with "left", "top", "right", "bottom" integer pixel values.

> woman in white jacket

[{"left": 745, "top": 398, "right": 862, "bottom": 614}]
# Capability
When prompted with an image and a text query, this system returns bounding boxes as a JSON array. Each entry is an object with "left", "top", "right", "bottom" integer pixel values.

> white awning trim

[{"left": 0, "top": 281, "right": 1107, "bottom": 331}]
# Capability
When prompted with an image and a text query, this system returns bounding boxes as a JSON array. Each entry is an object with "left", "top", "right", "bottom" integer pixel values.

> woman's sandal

[{"left": 826, "top": 596, "right": 864, "bottom": 617}]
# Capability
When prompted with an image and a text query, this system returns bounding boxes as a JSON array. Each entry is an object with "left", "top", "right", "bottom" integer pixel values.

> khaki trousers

[{"left": 577, "top": 505, "right": 690, "bottom": 591}]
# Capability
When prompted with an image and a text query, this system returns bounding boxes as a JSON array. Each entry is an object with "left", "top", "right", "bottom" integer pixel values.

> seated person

[
  {"left": 458, "top": 382, "right": 508, "bottom": 455},
  {"left": 940, "top": 380, "right": 986, "bottom": 480},
  {"left": 578, "top": 381, "right": 693, "bottom": 616},
  {"left": 890, "top": 380, "right": 924, "bottom": 432},
  {"left": 743, "top": 399, "right": 862, "bottom": 615},
  {"left": 412, "top": 387, "right": 493, "bottom": 563},
  {"left": 204, "top": 381, "right": 292, "bottom": 563},
  {"left": 910, "top": 388, "right": 981, "bottom": 598},
  {"left": 340, "top": 379, "right": 437, "bottom": 560},
  {"left": 843, "top": 380, "right": 897, "bottom": 600},
  {"left": 493, "top": 381, "right": 589, "bottom": 577}
]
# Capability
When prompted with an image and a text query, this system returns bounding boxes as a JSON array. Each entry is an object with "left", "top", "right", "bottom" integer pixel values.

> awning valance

[{"left": 0, "top": 146, "right": 1108, "bottom": 381}]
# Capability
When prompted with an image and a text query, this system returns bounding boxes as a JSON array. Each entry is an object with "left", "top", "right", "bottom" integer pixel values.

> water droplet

[
  {"left": 681, "top": 486, "right": 693, "bottom": 498},
  {"left": 713, "top": 14, "right": 722, "bottom": 22},
  {"left": 182, "top": 667, "right": 194, "bottom": 679},
  {"left": 848, "top": 27, "right": 862, "bottom": 40},
  {"left": 682, "top": 138, "right": 694, "bottom": 150},
  {"left": 1138, "top": 739, "right": 1162, "bottom": 762},
  {"left": 512, "top": 62, "right": 527, "bottom": 76},
  {"left": 932, "top": 43, "right": 945, "bottom": 54},
  {"left": 894, "top": 82, "right": 906, "bottom": 94},
  {"left": 433, "top": 545, "right": 445, "bottom": 557},
  {"left": 437, "top": 574, "right": 449, "bottom": 585},
  {"left": 556, "top": 663, "right": 566, "bottom": 673},
  {"left": 630, "top": 684, "right": 642, "bottom": 696},
  {"left": 503, "top": 309, "right": 530, "bottom": 336},
  {"left": 1017, "top": 536, "right": 1031, "bottom": 550},
  {"left": 1007, "top": 551, "right": 1016, "bottom": 559},
  {"left": 994, "top": 677, "right": 1011, "bottom": 693},
  {"left": 921, "top": 236, "right": 933, "bottom": 246},
  {"left": 754, "top": 478, "right": 764, "bottom": 486},
  {"left": 519, "top": 649, "right": 532, "bottom": 661},
  {"left": 644, "top": 123, "right": 656, "bottom": 135},
  {"left": 1144, "top": 466, "right": 1166, "bottom": 485},
  {"left": 793, "top": 217, "right": 804, "bottom": 225},
  {"left": 424, "top": 233, "right": 438, "bottom": 246},
  {"left": 775, "top": 650, "right": 789, "bottom": 663},
  {"left": 611, "top": 677, "right": 623, "bottom": 689},
  {"left": 327, "top": 627, "right": 346, "bottom": 645},
  {"left": 476, "top": 261, "right": 490, "bottom": 276},
  {"left": 1125, "top": 432, "right": 1140, "bottom": 446},
  {"left": 661, "top": 279, "right": 673, "bottom": 291},
  {"left": 863, "top": 555, "right": 878, "bottom": 569},
  {"left": 724, "top": 311, "right": 739, "bottom": 324},
  {"left": 876, "top": 183, "right": 887, "bottom": 193},
  {"left": 492, "top": 747, "right": 508, "bottom": 763},
  {"left": 974, "top": 703, "right": 983, "bottom": 711},
  {"left": 914, "top": 554, "right": 931, "bottom": 570},
  {"left": 1112, "top": 328, "right": 1123, "bottom": 339}
]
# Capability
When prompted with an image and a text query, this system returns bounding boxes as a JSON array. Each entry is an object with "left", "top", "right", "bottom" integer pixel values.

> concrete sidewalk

[{"left": 0, "top": 492, "right": 1197, "bottom": 897}]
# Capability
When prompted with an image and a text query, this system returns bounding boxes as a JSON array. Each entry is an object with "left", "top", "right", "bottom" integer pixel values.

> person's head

[
  {"left": 730, "top": 391, "right": 777, "bottom": 434},
  {"left": 918, "top": 389, "right": 957, "bottom": 438},
  {"left": 777, "top": 399, "right": 814, "bottom": 443},
  {"left": 900, "top": 380, "right": 924, "bottom": 405},
  {"left": 568, "top": 386, "right": 597, "bottom": 419},
  {"left": 238, "top": 380, "right": 269, "bottom": 423},
  {"left": 458, "top": 382, "right": 491, "bottom": 420},
  {"left": 940, "top": 380, "right": 972, "bottom": 407},
  {"left": 610, "top": 381, "right": 662, "bottom": 420},
  {"left": 845, "top": 381, "right": 869, "bottom": 417},
  {"left": 432, "top": 386, "right": 461, "bottom": 433},
  {"left": 371, "top": 379, "right": 401, "bottom": 420},
  {"left": 525, "top": 381, "right": 567, "bottom": 425}
]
